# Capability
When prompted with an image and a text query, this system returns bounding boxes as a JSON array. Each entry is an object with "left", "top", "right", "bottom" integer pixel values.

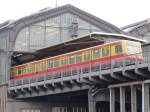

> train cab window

[
  {"left": 115, "top": 44, "right": 122, "bottom": 54},
  {"left": 76, "top": 54, "right": 82, "bottom": 63},
  {"left": 54, "top": 59, "right": 59, "bottom": 67},
  {"left": 102, "top": 47, "right": 109, "bottom": 56},
  {"left": 69, "top": 56, "right": 75, "bottom": 64},
  {"left": 93, "top": 49, "right": 100, "bottom": 59}
]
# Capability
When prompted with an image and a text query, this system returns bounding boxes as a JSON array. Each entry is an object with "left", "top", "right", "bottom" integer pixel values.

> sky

[{"left": 1, "top": 0, "right": 150, "bottom": 27}]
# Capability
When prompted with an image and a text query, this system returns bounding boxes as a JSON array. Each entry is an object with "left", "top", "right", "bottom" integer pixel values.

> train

[{"left": 10, "top": 40, "right": 143, "bottom": 81}]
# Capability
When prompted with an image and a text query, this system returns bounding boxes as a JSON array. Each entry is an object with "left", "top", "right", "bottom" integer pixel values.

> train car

[{"left": 10, "top": 40, "right": 143, "bottom": 81}]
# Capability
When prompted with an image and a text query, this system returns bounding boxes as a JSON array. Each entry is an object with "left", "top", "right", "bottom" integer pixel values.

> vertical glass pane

[
  {"left": 91, "top": 25, "right": 104, "bottom": 32},
  {"left": 15, "top": 27, "right": 29, "bottom": 51},
  {"left": 45, "top": 16, "right": 61, "bottom": 46},
  {"left": 30, "top": 22, "right": 45, "bottom": 50},
  {"left": 78, "top": 18, "right": 90, "bottom": 36},
  {"left": 45, "top": 27, "right": 60, "bottom": 46}
]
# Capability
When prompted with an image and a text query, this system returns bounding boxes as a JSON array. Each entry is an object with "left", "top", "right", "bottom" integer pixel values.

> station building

[
  {"left": 121, "top": 19, "right": 150, "bottom": 41},
  {"left": 0, "top": 4, "right": 149, "bottom": 112}
]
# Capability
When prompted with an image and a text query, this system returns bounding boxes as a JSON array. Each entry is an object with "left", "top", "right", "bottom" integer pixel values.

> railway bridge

[{"left": 8, "top": 51, "right": 150, "bottom": 112}]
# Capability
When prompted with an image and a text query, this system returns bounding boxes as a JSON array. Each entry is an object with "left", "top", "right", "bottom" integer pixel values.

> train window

[
  {"left": 41, "top": 62, "right": 45, "bottom": 70},
  {"left": 84, "top": 51, "right": 91, "bottom": 61},
  {"left": 11, "top": 68, "right": 16, "bottom": 77},
  {"left": 102, "top": 47, "right": 109, "bottom": 56},
  {"left": 69, "top": 56, "right": 75, "bottom": 64},
  {"left": 18, "top": 68, "right": 22, "bottom": 75},
  {"left": 93, "top": 49, "right": 100, "bottom": 59},
  {"left": 61, "top": 57, "right": 68, "bottom": 66},
  {"left": 54, "top": 59, "right": 59, "bottom": 67},
  {"left": 76, "top": 54, "right": 82, "bottom": 63},
  {"left": 48, "top": 59, "right": 53, "bottom": 68},
  {"left": 35, "top": 62, "right": 41, "bottom": 72},
  {"left": 115, "top": 44, "right": 122, "bottom": 54},
  {"left": 22, "top": 67, "right": 26, "bottom": 74},
  {"left": 30, "top": 64, "right": 35, "bottom": 73}
]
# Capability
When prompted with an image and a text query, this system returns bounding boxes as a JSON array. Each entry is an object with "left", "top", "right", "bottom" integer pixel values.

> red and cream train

[{"left": 10, "top": 40, "right": 142, "bottom": 81}]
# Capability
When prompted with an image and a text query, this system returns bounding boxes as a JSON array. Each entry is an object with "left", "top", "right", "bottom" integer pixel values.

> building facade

[
  {"left": 0, "top": 4, "right": 125, "bottom": 112},
  {"left": 121, "top": 19, "right": 150, "bottom": 41}
]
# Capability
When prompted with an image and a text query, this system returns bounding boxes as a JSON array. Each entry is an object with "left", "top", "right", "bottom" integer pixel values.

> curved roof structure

[
  {"left": 121, "top": 18, "right": 150, "bottom": 38},
  {"left": 0, "top": 4, "right": 123, "bottom": 34}
]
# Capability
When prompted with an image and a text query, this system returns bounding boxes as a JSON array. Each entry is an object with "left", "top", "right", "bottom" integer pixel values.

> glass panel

[
  {"left": 93, "top": 49, "right": 100, "bottom": 59},
  {"left": 76, "top": 54, "right": 82, "bottom": 63},
  {"left": 61, "top": 57, "right": 68, "bottom": 66},
  {"left": 15, "top": 27, "right": 29, "bottom": 51},
  {"left": 102, "top": 47, "right": 109, "bottom": 56},
  {"left": 54, "top": 59, "right": 60, "bottom": 67},
  {"left": 15, "top": 13, "right": 106, "bottom": 52},
  {"left": 45, "top": 16, "right": 61, "bottom": 46},
  {"left": 84, "top": 50, "right": 91, "bottom": 61},
  {"left": 91, "top": 25, "right": 104, "bottom": 32},
  {"left": 69, "top": 55, "right": 75, "bottom": 64},
  {"left": 48, "top": 59, "right": 53, "bottom": 68},
  {"left": 115, "top": 44, "right": 122, "bottom": 54},
  {"left": 30, "top": 22, "right": 45, "bottom": 50},
  {"left": 45, "top": 27, "right": 60, "bottom": 46}
]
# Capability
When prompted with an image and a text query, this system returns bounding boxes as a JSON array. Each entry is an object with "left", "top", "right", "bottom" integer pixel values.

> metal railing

[{"left": 9, "top": 52, "right": 150, "bottom": 87}]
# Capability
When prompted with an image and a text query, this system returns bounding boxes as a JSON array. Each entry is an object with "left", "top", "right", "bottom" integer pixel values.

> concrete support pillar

[
  {"left": 110, "top": 88, "right": 115, "bottom": 112},
  {"left": 131, "top": 85, "right": 137, "bottom": 112},
  {"left": 120, "top": 87, "right": 125, "bottom": 112},
  {"left": 142, "top": 83, "right": 149, "bottom": 112},
  {"left": 88, "top": 92, "right": 96, "bottom": 112}
]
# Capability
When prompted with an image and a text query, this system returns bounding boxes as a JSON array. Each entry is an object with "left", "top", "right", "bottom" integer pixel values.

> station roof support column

[
  {"left": 88, "top": 89, "right": 96, "bottom": 112},
  {"left": 110, "top": 87, "right": 115, "bottom": 112},
  {"left": 120, "top": 87, "right": 125, "bottom": 112},
  {"left": 142, "top": 83, "right": 149, "bottom": 112},
  {"left": 131, "top": 85, "right": 137, "bottom": 112}
]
